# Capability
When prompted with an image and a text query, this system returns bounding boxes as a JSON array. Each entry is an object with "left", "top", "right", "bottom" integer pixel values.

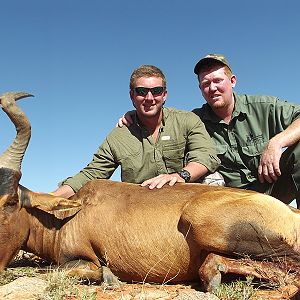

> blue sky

[{"left": 1, "top": 0, "right": 300, "bottom": 192}]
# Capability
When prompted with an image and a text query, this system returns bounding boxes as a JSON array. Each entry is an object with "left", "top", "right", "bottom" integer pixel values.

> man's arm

[
  {"left": 258, "top": 118, "right": 300, "bottom": 183},
  {"left": 141, "top": 162, "right": 208, "bottom": 189}
]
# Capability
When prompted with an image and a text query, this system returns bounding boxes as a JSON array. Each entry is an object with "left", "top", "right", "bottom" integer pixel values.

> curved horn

[{"left": 0, "top": 92, "right": 34, "bottom": 172}]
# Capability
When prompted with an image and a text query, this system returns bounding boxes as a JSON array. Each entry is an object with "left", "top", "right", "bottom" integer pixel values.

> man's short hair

[{"left": 130, "top": 65, "right": 166, "bottom": 90}]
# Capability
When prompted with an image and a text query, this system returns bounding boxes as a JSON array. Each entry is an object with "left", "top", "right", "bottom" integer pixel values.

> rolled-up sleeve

[
  {"left": 184, "top": 112, "right": 220, "bottom": 172},
  {"left": 274, "top": 98, "right": 300, "bottom": 128}
]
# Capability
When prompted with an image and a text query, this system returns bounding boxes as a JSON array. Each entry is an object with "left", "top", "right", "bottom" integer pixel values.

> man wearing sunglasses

[{"left": 53, "top": 65, "right": 220, "bottom": 198}]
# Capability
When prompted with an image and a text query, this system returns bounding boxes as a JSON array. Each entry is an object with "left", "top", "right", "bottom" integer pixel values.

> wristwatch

[{"left": 177, "top": 169, "right": 191, "bottom": 182}]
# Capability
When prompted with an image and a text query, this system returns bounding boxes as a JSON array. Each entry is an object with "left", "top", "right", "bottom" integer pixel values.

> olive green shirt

[
  {"left": 193, "top": 93, "right": 300, "bottom": 188},
  {"left": 63, "top": 107, "right": 220, "bottom": 192}
]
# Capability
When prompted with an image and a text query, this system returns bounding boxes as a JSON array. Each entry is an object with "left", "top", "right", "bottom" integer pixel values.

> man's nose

[
  {"left": 145, "top": 91, "right": 154, "bottom": 100},
  {"left": 209, "top": 82, "right": 217, "bottom": 91}
]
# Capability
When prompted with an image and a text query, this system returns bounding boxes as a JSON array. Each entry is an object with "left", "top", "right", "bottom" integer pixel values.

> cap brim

[
  {"left": 193, "top": 57, "right": 231, "bottom": 75},
  {"left": 194, "top": 58, "right": 212, "bottom": 75}
]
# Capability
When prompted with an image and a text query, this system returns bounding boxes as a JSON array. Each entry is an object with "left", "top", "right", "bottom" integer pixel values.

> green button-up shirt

[
  {"left": 63, "top": 107, "right": 220, "bottom": 192},
  {"left": 193, "top": 93, "right": 300, "bottom": 188}
]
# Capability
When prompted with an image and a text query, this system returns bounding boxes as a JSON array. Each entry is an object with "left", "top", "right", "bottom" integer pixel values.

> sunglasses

[{"left": 134, "top": 86, "right": 165, "bottom": 97}]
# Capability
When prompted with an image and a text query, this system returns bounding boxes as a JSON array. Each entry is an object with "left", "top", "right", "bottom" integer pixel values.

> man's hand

[
  {"left": 141, "top": 174, "right": 185, "bottom": 189},
  {"left": 51, "top": 184, "right": 75, "bottom": 199},
  {"left": 258, "top": 140, "right": 282, "bottom": 183},
  {"left": 117, "top": 111, "right": 134, "bottom": 128},
  {"left": 258, "top": 118, "right": 300, "bottom": 183}
]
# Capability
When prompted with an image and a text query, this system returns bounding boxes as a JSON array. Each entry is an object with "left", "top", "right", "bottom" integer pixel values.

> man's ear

[
  {"left": 129, "top": 90, "right": 134, "bottom": 100},
  {"left": 130, "top": 90, "right": 137, "bottom": 108},
  {"left": 231, "top": 75, "right": 237, "bottom": 88},
  {"left": 162, "top": 90, "right": 167, "bottom": 104},
  {"left": 131, "top": 100, "right": 136, "bottom": 108}
]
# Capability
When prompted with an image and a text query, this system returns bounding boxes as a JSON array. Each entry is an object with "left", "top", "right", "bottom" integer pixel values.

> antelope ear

[
  {"left": 19, "top": 185, "right": 81, "bottom": 212},
  {"left": 31, "top": 193, "right": 82, "bottom": 211}
]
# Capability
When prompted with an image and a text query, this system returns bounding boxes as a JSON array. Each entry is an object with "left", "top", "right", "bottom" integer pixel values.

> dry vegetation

[{"left": 0, "top": 252, "right": 299, "bottom": 300}]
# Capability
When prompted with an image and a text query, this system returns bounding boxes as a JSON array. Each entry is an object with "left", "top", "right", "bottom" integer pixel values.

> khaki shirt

[
  {"left": 193, "top": 93, "right": 300, "bottom": 188},
  {"left": 63, "top": 107, "right": 220, "bottom": 192}
]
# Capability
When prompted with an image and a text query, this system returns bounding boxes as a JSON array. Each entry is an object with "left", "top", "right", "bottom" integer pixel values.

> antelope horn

[{"left": 0, "top": 92, "right": 34, "bottom": 172}]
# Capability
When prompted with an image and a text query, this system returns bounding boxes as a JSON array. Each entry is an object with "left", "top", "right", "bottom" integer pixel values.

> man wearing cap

[
  {"left": 193, "top": 54, "right": 300, "bottom": 207},
  {"left": 52, "top": 64, "right": 220, "bottom": 198}
]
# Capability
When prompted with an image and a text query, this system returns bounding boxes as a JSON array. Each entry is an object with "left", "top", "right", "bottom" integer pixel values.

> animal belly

[{"left": 99, "top": 229, "right": 201, "bottom": 283}]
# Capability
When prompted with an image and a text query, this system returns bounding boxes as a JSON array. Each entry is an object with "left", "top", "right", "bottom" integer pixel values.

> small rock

[
  {"left": 175, "top": 291, "right": 220, "bottom": 300},
  {"left": 0, "top": 276, "right": 47, "bottom": 299}
]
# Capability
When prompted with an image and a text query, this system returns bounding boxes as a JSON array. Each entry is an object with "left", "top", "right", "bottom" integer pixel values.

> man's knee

[
  {"left": 270, "top": 142, "right": 300, "bottom": 206},
  {"left": 201, "top": 172, "right": 225, "bottom": 186}
]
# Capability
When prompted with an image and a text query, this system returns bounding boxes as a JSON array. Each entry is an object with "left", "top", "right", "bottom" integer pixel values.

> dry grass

[
  {"left": 1, "top": 252, "right": 299, "bottom": 300},
  {"left": 215, "top": 276, "right": 255, "bottom": 300},
  {"left": 42, "top": 269, "right": 97, "bottom": 300},
  {"left": 214, "top": 256, "right": 300, "bottom": 300},
  {"left": 0, "top": 259, "right": 97, "bottom": 300},
  {"left": 0, "top": 266, "right": 39, "bottom": 285}
]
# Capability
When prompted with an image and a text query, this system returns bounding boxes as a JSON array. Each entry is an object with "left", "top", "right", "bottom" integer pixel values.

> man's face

[
  {"left": 130, "top": 76, "right": 167, "bottom": 120},
  {"left": 198, "top": 66, "right": 236, "bottom": 110}
]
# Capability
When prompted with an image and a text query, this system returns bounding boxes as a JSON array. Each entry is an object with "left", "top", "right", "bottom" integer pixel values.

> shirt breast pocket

[
  {"left": 162, "top": 140, "right": 186, "bottom": 172},
  {"left": 241, "top": 142, "right": 267, "bottom": 171},
  {"left": 216, "top": 144, "right": 228, "bottom": 156},
  {"left": 119, "top": 145, "right": 143, "bottom": 182},
  {"left": 216, "top": 144, "right": 229, "bottom": 163}
]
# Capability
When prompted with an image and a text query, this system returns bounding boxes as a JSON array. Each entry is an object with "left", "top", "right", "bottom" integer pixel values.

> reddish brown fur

[{"left": 1, "top": 180, "right": 299, "bottom": 286}]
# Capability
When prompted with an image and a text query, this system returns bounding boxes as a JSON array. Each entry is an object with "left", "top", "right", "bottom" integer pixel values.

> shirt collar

[
  {"left": 133, "top": 107, "right": 167, "bottom": 130},
  {"left": 232, "top": 92, "right": 248, "bottom": 118}
]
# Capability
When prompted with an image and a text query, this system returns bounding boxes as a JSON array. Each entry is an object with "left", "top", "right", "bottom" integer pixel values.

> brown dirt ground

[
  {"left": 6, "top": 253, "right": 219, "bottom": 300},
  {"left": 5, "top": 252, "right": 300, "bottom": 300}
]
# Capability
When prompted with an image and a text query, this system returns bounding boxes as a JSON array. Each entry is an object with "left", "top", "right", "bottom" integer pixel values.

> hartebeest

[{"left": 1, "top": 92, "right": 300, "bottom": 297}]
